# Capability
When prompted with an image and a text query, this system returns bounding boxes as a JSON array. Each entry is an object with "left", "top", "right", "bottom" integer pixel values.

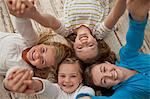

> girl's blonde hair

[{"left": 33, "top": 32, "right": 72, "bottom": 79}]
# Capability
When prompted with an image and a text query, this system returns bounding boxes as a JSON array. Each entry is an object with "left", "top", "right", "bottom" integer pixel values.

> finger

[
  {"left": 28, "top": 70, "right": 33, "bottom": 80},
  {"left": 13, "top": 71, "right": 30, "bottom": 91},
  {"left": 17, "top": 84, "right": 27, "bottom": 93},
  {"left": 6, "top": 73, "right": 25, "bottom": 91},
  {"left": 16, "top": 0, "right": 22, "bottom": 14},
  {"left": 23, "top": 80, "right": 34, "bottom": 92},
  {"left": 11, "top": 0, "right": 18, "bottom": 11},
  {"left": 29, "top": 0, "right": 36, "bottom": 5},
  {"left": 20, "top": 3, "right": 26, "bottom": 13},
  {"left": 21, "top": 0, "right": 33, "bottom": 8},
  {"left": 12, "top": 68, "right": 28, "bottom": 78},
  {"left": 24, "top": 89, "right": 35, "bottom": 94}
]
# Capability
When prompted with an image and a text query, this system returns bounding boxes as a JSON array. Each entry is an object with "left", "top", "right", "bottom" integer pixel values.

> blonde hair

[{"left": 33, "top": 32, "right": 72, "bottom": 79}]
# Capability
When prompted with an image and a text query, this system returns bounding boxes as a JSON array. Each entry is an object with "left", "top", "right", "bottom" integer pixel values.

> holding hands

[
  {"left": 6, "top": 0, "right": 37, "bottom": 19},
  {"left": 3, "top": 68, "right": 43, "bottom": 94}
]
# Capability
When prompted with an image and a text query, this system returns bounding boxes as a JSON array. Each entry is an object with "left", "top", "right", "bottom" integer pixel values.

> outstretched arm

[
  {"left": 122, "top": 0, "right": 149, "bottom": 53},
  {"left": 6, "top": 0, "right": 61, "bottom": 30},
  {"left": 6, "top": 0, "right": 38, "bottom": 46},
  {"left": 104, "top": 0, "right": 126, "bottom": 29},
  {"left": 94, "top": 0, "right": 126, "bottom": 40}
]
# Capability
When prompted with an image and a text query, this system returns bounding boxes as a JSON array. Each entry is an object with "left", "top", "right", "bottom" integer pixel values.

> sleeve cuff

[
  {"left": 15, "top": 17, "right": 31, "bottom": 23},
  {"left": 32, "top": 77, "right": 46, "bottom": 94},
  {"left": 76, "top": 93, "right": 92, "bottom": 99},
  {"left": 128, "top": 13, "right": 148, "bottom": 29}
]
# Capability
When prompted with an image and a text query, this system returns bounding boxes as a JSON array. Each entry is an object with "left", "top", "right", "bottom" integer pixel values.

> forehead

[
  {"left": 59, "top": 63, "right": 80, "bottom": 73},
  {"left": 45, "top": 45, "right": 56, "bottom": 66},
  {"left": 91, "top": 65, "right": 101, "bottom": 85}
]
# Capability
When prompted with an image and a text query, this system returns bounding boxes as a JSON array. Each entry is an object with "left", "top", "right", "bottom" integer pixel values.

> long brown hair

[{"left": 81, "top": 39, "right": 116, "bottom": 67}]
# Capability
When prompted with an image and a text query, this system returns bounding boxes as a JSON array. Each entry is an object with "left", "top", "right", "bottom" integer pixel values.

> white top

[
  {"left": 36, "top": 78, "right": 95, "bottom": 99},
  {"left": 55, "top": 0, "right": 112, "bottom": 40},
  {"left": 0, "top": 18, "right": 38, "bottom": 75}
]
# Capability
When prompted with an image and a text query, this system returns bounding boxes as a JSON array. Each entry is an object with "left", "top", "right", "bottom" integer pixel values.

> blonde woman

[{"left": 0, "top": 15, "right": 72, "bottom": 80}]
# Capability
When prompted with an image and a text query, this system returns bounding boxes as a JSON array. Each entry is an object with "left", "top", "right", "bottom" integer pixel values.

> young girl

[
  {"left": 6, "top": 0, "right": 126, "bottom": 65},
  {"left": 4, "top": 57, "right": 95, "bottom": 99},
  {"left": 78, "top": 0, "right": 150, "bottom": 99},
  {"left": 0, "top": 11, "right": 72, "bottom": 78}
]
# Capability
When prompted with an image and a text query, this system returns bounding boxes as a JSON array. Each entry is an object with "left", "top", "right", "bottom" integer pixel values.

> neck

[
  {"left": 22, "top": 48, "right": 32, "bottom": 65},
  {"left": 122, "top": 67, "right": 137, "bottom": 80}
]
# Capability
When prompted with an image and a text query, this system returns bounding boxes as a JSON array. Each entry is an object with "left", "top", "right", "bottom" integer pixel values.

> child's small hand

[{"left": 23, "top": 79, "right": 43, "bottom": 94}]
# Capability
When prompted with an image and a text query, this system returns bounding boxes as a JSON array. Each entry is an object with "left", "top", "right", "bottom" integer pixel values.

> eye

[
  {"left": 71, "top": 75, "right": 77, "bottom": 78},
  {"left": 59, "top": 75, "right": 65, "bottom": 78},
  {"left": 103, "top": 66, "right": 106, "bottom": 72},
  {"left": 89, "top": 44, "right": 93, "bottom": 47},
  {"left": 41, "top": 59, "right": 45, "bottom": 65},
  {"left": 41, "top": 48, "right": 45, "bottom": 53},
  {"left": 102, "top": 78, "right": 106, "bottom": 85},
  {"left": 77, "top": 46, "right": 82, "bottom": 49}
]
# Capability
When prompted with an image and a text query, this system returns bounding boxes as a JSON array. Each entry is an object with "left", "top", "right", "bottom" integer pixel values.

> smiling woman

[{"left": 0, "top": 16, "right": 72, "bottom": 81}]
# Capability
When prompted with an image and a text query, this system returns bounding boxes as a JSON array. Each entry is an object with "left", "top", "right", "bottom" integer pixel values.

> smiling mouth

[
  {"left": 112, "top": 69, "right": 118, "bottom": 80},
  {"left": 63, "top": 84, "right": 73, "bottom": 88},
  {"left": 79, "top": 34, "right": 88, "bottom": 40},
  {"left": 31, "top": 50, "right": 35, "bottom": 61}
]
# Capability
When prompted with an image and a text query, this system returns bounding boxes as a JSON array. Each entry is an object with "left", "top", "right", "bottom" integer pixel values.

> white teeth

[{"left": 114, "top": 70, "right": 117, "bottom": 80}]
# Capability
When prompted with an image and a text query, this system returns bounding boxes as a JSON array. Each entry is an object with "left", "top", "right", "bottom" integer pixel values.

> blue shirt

[{"left": 77, "top": 14, "right": 150, "bottom": 99}]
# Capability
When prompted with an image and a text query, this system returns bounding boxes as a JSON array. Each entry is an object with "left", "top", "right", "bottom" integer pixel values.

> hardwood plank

[
  {"left": 0, "top": 0, "right": 14, "bottom": 32},
  {"left": 0, "top": 76, "right": 11, "bottom": 99}
]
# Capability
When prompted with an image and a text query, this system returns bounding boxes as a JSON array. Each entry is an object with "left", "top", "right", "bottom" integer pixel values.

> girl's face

[
  {"left": 26, "top": 44, "right": 56, "bottom": 69},
  {"left": 58, "top": 63, "right": 82, "bottom": 93},
  {"left": 91, "top": 62, "right": 125, "bottom": 88},
  {"left": 74, "top": 26, "right": 98, "bottom": 61}
]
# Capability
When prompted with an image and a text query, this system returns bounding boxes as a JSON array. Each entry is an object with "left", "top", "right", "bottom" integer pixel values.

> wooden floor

[{"left": 0, "top": 0, "right": 149, "bottom": 99}]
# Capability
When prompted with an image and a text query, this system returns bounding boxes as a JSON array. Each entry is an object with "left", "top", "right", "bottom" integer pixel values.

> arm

[
  {"left": 94, "top": 0, "right": 126, "bottom": 40},
  {"left": 15, "top": 17, "right": 38, "bottom": 46},
  {"left": 6, "top": 0, "right": 61, "bottom": 30},
  {"left": 120, "top": 0, "right": 149, "bottom": 58},
  {"left": 31, "top": 78, "right": 59, "bottom": 98},
  {"left": 6, "top": 0, "right": 38, "bottom": 46},
  {"left": 104, "top": 0, "right": 126, "bottom": 29}
]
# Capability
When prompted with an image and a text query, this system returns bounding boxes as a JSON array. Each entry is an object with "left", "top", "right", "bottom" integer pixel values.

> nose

[
  {"left": 103, "top": 72, "right": 112, "bottom": 78},
  {"left": 64, "top": 77, "right": 70, "bottom": 83},
  {"left": 80, "top": 40, "right": 88, "bottom": 47},
  {"left": 34, "top": 51, "right": 42, "bottom": 60}
]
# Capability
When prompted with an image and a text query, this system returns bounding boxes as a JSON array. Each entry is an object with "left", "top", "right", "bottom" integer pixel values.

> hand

[
  {"left": 3, "top": 69, "right": 33, "bottom": 93},
  {"left": 6, "top": 0, "right": 37, "bottom": 18},
  {"left": 23, "top": 79, "right": 43, "bottom": 94},
  {"left": 126, "top": 0, "right": 150, "bottom": 21}
]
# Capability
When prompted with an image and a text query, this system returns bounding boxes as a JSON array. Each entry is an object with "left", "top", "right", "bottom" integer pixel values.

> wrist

[
  {"left": 130, "top": 13, "right": 148, "bottom": 22},
  {"left": 30, "top": 10, "right": 41, "bottom": 20},
  {"left": 33, "top": 79, "right": 43, "bottom": 92}
]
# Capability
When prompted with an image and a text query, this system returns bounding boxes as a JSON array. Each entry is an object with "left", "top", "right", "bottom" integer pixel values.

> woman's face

[
  {"left": 91, "top": 62, "right": 125, "bottom": 88},
  {"left": 74, "top": 26, "right": 98, "bottom": 61},
  {"left": 26, "top": 44, "right": 56, "bottom": 69}
]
